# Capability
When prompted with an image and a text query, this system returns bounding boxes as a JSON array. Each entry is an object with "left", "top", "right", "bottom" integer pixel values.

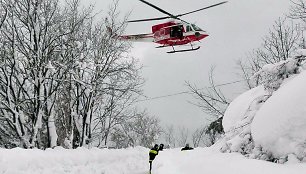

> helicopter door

[{"left": 170, "top": 25, "right": 183, "bottom": 39}]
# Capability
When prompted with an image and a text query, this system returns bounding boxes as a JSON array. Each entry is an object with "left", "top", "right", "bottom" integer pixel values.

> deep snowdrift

[
  {"left": 222, "top": 85, "right": 268, "bottom": 133},
  {"left": 252, "top": 70, "right": 306, "bottom": 159},
  {"left": 1, "top": 147, "right": 306, "bottom": 174},
  {"left": 221, "top": 55, "right": 306, "bottom": 162}
]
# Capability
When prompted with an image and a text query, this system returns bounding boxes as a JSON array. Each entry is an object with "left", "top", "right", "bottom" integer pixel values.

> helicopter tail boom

[{"left": 119, "top": 33, "right": 154, "bottom": 42}]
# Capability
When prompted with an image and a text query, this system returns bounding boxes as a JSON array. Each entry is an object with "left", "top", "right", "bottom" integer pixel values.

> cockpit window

[
  {"left": 191, "top": 24, "right": 203, "bottom": 31},
  {"left": 186, "top": 25, "right": 193, "bottom": 32}
]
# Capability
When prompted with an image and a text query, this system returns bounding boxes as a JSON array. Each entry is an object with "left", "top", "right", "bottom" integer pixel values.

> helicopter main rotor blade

[
  {"left": 138, "top": 0, "right": 177, "bottom": 18},
  {"left": 176, "top": 1, "right": 228, "bottom": 17},
  {"left": 128, "top": 16, "right": 171, "bottom": 23},
  {"left": 128, "top": 1, "right": 227, "bottom": 23}
]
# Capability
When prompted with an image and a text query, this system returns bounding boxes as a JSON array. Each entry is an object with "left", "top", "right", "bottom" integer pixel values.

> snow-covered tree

[
  {"left": 111, "top": 110, "right": 162, "bottom": 148},
  {"left": 0, "top": 3, "right": 6, "bottom": 28},
  {"left": 0, "top": 0, "right": 73, "bottom": 148},
  {"left": 0, "top": 0, "right": 143, "bottom": 149}
]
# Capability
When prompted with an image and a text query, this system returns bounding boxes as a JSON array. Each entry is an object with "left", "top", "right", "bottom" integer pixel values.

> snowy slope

[{"left": 1, "top": 147, "right": 306, "bottom": 174}]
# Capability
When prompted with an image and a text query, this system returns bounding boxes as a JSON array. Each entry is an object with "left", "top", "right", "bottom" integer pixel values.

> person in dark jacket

[
  {"left": 149, "top": 144, "right": 159, "bottom": 172},
  {"left": 181, "top": 143, "right": 194, "bottom": 151},
  {"left": 159, "top": 143, "right": 164, "bottom": 151}
]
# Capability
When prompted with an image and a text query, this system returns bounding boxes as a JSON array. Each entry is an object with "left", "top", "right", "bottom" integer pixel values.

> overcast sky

[{"left": 85, "top": 0, "right": 292, "bottom": 131}]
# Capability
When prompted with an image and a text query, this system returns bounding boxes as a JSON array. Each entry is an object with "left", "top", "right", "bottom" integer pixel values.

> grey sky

[{"left": 86, "top": 0, "right": 292, "bottom": 130}]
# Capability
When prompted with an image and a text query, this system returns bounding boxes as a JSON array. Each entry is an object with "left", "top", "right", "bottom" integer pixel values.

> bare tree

[
  {"left": 237, "top": 56, "right": 261, "bottom": 89},
  {"left": 177, "top": 126, "right": 189, "bottom": 147},
  {"left": 288, "top": 0, "right": 306, "bottom": 48},
  {"left": 192, "top": 124, "right": 223, "bottom": 147},
  {"left": 163, "top": 125, "right": 176, "bottom": 148},
  {"left": 192, "top": 126, "right": 206, "bottom": 148},
  {"left": 186, "top": 67, "right": 230, "bottom": 120},
  {"left": 238, "top": 17, "right": 301, "bottom": 88},
  {"left": 186, "top": 67, "right": 228, "bottom": 145},
  {"left": 289, "top": 0, "right": 306, "bottom": 23}
]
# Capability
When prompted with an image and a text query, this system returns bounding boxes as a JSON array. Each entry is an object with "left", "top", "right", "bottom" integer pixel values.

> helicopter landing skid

[
  {"left": 156, "top": 45, "right": 170, "bottom": 48},
  {"left": 167, "top": 46, "right": 200, "bottom": 54}
]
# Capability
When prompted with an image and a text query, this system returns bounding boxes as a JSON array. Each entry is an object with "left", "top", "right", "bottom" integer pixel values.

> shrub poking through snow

[{"left": 251, "top": 57, "right": 303, "bottom": 93}]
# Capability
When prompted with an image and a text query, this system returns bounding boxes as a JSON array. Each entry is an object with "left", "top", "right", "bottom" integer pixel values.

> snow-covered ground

[{"left": 1, "top": 147, "right": 306, "bottom": 174}]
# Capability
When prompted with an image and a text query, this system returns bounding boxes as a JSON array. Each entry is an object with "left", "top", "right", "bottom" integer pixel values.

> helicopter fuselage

[{"left": 152, "top": 21, "right": 208, "bottom": 46}]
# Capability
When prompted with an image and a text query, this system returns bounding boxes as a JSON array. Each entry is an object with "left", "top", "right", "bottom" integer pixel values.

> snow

[
  {"left": 1, "top": 147, "right": 306, "bottom": 174},
  {"left": 293, "top": 49, "right": 306, "bottom": 57},
  {"left": 251, "top": 70, "right": 306, "bottom": 159},
  {"left": 251, "top": 58, "right": 301, "bottom": 93},
  {"left": 0, "top": 147, "right": 148, "bottom": 174},
  {"left": 220, "top": 55, "right": 306, "bottom": 161},
  {"left": 222, "top": 85, "right": 268, "bottom": 132}
]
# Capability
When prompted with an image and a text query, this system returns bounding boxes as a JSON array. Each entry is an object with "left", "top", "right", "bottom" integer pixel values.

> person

[
  {"left": 181, "top": 143, "right": 194, "bottom": 151},
  {"left": 170, "top": 26, "right": 183, "bottom": 40},
  {"left": 177, "top": 26, "right": 183, "bottom": 40},
  {"left": 149, "top": 144, "right": 159, "bottom": 173},
  {"left": 166, "top": 144, "right": 171, "bottom": 149},
  {"left": 159, "top": 143, "right": 164, "bottom": 151}
]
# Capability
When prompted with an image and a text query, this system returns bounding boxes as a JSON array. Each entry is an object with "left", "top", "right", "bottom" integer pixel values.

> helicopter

[{"left": 118, "top": 0, "right": 227, "bottom": 53}]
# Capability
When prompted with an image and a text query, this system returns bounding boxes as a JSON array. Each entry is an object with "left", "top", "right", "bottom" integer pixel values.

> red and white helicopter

[{"left": 119, "top": 0, "right": 227, "bottom": 53}]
